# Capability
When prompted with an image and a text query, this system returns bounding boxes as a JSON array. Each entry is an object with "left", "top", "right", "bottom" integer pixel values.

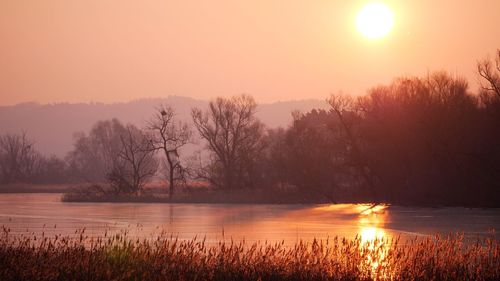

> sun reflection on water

[
  {"left": 360, "top": 226, "right": 386, "bottom": 244},
  {"left": 357, "top": 204, "right": 390, "bottom": 279}
]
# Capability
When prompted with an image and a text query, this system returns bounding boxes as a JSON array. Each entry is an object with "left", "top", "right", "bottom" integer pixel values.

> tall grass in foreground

[{"left": 0, "top": 227, "right": 499, "bottom": 281}]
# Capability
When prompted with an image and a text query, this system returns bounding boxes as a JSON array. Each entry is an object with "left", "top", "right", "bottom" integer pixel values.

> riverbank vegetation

[
  {"left": 1, "top": 50, "right": 499, "bottom": 206},
  {"left": 0, "top": 183, "right": 73, "bottom": 194},
  {"left": 61, "top": 185, "right": 334, "bottom": 204},
  {"left": 0, "top": 228, "right": 499, "bottom": 281}
]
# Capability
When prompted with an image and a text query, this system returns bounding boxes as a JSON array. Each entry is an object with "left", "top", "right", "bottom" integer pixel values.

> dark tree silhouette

[
  {"left": 68, "top": 119, "right": 157, "bottom": 195},
  {"left": 0, "top": 133, "right": 39, "bottom": 184},
  {"left": 478, "top": 49, "right": 500, "bottom": 98},
  {"left": 147, "top": 106, "right": 191, "bottom": 197},
  {"left": 256, "top": 71, "right": 500, "bottom": 206},
  {"left": 191, "top": 95, "right": 265, "bottom": 190},
  {"left": 110, "top": 125, "right": 157, "bottom": 194}
]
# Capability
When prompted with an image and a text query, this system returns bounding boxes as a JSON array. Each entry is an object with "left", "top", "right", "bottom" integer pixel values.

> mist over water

[{"left": 1, "top": 193, "right": 499, "bottom": 244}]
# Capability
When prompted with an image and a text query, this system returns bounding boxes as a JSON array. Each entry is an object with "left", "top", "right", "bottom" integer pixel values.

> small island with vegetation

[{"left": 2, "top": 52, "right": 500, "bottom": 208}]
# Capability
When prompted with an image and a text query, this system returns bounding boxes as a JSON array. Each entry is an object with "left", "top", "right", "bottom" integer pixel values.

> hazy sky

[{"left": 1, "top": 0, "right": 499, "bottom": 105}]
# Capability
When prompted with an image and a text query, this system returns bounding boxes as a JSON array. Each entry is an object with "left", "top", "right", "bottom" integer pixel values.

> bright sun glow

[{"left": 356, "top": 2, "right": 394, "bottom": 39}]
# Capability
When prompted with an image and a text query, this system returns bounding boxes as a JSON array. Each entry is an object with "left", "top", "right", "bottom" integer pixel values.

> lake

[{"left": 1, "top": 193, "right": 499, "bottom": 244}]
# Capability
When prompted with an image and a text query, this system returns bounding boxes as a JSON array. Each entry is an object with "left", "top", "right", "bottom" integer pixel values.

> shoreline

[
  {"left": 60, "top": 192, "right": 500, "bottom": 208},
  {"left": 2, "top": 184, "right": 500, "bottom": 208}
]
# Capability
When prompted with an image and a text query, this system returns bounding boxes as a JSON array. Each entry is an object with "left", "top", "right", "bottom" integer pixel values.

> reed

[{"left": 0, "top": 227, "right": 498, "bottom": 281}]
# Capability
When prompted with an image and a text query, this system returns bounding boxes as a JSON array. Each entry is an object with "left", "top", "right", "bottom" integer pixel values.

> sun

[{"left": 356, "top": 2, "right": 394, "bottom": 39}]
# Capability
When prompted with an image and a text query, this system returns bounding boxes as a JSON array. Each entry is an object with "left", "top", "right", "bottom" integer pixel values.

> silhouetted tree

[
  {"left": 0, "top": 133, "right": 40, "bottom": 184},
  {"left": 327, "top": 94, "right": 381, "bottom": 201},
  {"left": 147, "top": 105, "right": 191, "bottom": 197},
  {"left": 260, "top": 128, "right": 289, "bottom": 189},
  {"left": 354, "top": 73, "right": 477, "bottom": 204},
  {"left": 28, "top": 155, "right": 69, "bottom": 184},
  {"left": 66, "top": 119, "right": 124, "bottom": 182},
  {"left": 282, "top": 109, "right": 349, "bottom": 202},
  {"left": 478, "top": 49, "right": 500, "bottom": 98},
  {"left": 68, "top": 119, "right": 157, "bottom": 194},
  {"left": 260, "top": 71, "right": 500, "bottom": 206},
  {"left": 191, "top": 95, "right": 265, "bottom": 190},
  {"left": 107, "top": 125, "right": 158, "bottom": 194}
]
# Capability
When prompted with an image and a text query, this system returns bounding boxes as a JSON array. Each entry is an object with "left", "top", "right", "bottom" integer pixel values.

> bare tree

[
  {"left": 68, "top": 119, "right": 157, "bottom": 195},
  {"left": 0, "top": 133, "right": 40, "bottom": 184},
  {"left": 108, "top": 125, "right": 158, "bottom": 194},
  {"left": 477, "top": 49, "right": 500, "bottom": 98},
  {"left": 327, "top": 94, "right": 381, "bottom": 202},
  {"left": 147, "top": 106, "right": 191, "bottom": 197},
  {"left": 67, "top": 119, "right": 124, "bottom": 183},
  {"left": 191, "top": 95, "right": 265, "bottom": 190}
]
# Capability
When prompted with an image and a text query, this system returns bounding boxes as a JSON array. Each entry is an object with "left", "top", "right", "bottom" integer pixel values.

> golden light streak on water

[{"left": 357, "top": 204, "right": 390, "bottom": 279}]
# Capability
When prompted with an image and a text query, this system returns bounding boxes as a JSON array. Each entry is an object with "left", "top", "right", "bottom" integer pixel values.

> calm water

[{"left": 0, "top": 193, "right": 499, "bottom": 244}]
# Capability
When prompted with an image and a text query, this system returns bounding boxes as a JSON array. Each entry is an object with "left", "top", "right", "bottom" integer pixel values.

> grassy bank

[
  {"left": 0, "top": 228, "right": 499, "bottom": 281},
  {"left": 0, "top": 183, "right": 74, "bottom": 193},
  {"left": 61, "top": 187, "right": 334, "bottom": 204}
]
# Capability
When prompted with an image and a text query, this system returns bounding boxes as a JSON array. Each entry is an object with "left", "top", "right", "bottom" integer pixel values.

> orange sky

[{"left": 0, "top": 0, "right": 499, "bottom": 105}]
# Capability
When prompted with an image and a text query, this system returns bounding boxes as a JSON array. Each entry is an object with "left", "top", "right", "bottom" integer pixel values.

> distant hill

[{"left": 0, "top": 96, "right": 328, "bottom": 157}]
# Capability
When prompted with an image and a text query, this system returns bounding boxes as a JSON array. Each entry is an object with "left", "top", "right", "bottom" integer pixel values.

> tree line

[{"left": 1, "top": 51, "right": 499, "bottom": 206}]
